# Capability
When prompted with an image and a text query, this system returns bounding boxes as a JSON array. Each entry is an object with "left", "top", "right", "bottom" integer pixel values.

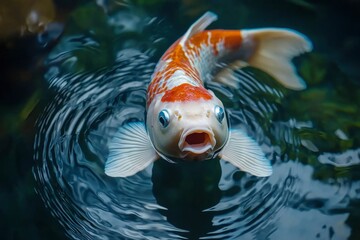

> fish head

[{"left": 146, "top": 92, "right": 229, "bottom": 161}]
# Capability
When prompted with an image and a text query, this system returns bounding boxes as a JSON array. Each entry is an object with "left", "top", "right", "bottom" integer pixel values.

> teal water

[{"left": 1, "top": 0, "right": 360, "bottom": 239}]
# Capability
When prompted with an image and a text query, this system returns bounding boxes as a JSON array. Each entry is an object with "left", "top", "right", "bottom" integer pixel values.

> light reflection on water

[{"left": 33, "top": 3, "right": 359, "bottom": 240}]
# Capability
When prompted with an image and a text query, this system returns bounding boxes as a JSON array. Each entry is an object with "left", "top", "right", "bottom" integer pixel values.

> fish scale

[{"left": 147, "top": 30, "right": 243, "bottom": 107}]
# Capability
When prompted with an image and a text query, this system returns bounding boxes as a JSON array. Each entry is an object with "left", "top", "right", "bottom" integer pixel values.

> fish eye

[
  {"left": 214, "top": 105, "right": 225, "bottom": 123},
  {"left": 158, "top": 109, "right": 170, "bottom": 128}
]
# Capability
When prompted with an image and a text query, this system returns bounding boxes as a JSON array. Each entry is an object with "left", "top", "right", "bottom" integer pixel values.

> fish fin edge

[
  {"left": 243, "top": 28, "right": 313, "bottom": 90},
  {"left": 220, "top": 129, "right": 273, "bottom": 177},
  {"left": 180, "top": 11, "right": 218, "bottom": 46},
  {"left": 105, "top": 122, "right": 159, "bottom": 177}
]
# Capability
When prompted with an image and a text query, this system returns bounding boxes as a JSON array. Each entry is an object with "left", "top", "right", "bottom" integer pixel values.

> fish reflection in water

[{"left": 152, "top": 159, "right": 222, "bottom": 239}]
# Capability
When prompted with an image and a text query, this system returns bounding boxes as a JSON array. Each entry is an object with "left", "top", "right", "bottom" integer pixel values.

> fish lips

[{"left": 178, "top": 128, "right": 216, "bottom": 158}]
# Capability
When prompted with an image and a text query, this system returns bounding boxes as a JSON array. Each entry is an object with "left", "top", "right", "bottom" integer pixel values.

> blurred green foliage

[{"left": 288, "top": 53, "right": 360, "bottom": 151}]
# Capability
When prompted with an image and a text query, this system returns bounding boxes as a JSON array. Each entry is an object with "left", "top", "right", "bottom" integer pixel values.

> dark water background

[{"left": 1, "top": 0, "right": 359, "bottom": 239}]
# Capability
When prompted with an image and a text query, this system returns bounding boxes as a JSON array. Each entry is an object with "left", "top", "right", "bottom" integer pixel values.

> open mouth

[{"left": 179, "top": 129, "right": 216, "bottom": 154}]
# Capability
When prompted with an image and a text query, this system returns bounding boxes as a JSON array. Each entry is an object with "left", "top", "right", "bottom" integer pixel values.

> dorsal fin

[{"left": 179, "top": 11, "right": 218, "bottom": 47}]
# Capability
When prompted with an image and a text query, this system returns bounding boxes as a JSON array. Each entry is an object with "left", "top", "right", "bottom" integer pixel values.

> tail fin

[{"left": 242, "top": 28, "right": 313, "bottom": 90}]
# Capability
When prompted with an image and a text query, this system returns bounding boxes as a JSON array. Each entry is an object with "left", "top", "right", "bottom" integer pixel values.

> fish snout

[{"left": 178, "top": 128, "right": 216, "bottom": 156}]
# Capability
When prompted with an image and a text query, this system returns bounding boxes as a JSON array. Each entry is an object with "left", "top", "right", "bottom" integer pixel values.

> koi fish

[{"left": 105, "top": 12, "right": 312, "bottom": 177}]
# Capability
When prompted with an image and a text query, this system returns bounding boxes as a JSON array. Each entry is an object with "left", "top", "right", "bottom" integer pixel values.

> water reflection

[
  {"left": 34, "top": 49, "right": 182, "bottom": 239},
  {"left": 152, "top": 159, "right": 222, "bottom": 238},
  {"left": 208, "top": 160, "right": 353, "bottom": 239},
  {"left": 33, "top": 48, "right": 357, "bottom": 238}
]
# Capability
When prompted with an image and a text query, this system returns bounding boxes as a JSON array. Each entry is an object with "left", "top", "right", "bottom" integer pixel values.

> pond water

[{"left": 2, "top": 0, "right": 360, "bottom": 240}]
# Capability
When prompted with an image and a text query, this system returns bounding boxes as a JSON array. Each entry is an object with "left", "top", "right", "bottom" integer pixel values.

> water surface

[{"left": 7, "top": 0, "right": 360, "bottom": 239}]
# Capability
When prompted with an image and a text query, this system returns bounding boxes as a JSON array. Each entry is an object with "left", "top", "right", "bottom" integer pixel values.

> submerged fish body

[{"left": 105, "top": 12, "right": 312, "bottom": 177}]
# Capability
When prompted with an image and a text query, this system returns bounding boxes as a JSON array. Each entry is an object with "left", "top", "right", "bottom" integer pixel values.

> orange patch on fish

[
  {"left": 161, "top": 84, "right": 212, "bottom": 102},
  {"left": 188, "top": 30, "right": 243, "bottom": 56}
]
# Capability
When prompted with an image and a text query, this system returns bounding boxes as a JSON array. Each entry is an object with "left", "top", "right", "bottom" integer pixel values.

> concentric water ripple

[
  {"left": 34, "top": 50, "right": 180, "bottom": 239},
  {"left": 33, "top": 55, "right": 357, "bottom": 239},
  {"left": 32, "top": 6, "right": 359, "bottom": 239}
]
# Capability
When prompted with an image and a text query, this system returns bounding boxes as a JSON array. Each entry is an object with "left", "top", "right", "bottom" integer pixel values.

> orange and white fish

[{"left": 105, "top": 12, "right": 312, "bottom": 177}]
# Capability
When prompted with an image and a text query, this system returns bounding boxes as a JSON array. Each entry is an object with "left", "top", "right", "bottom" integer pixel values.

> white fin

[
  {"left": 242, "top": 28, "right": 313, "bottom": 90},
  {"left": 220, "top": 129, "right": 272, "bottom": 177},
  {"left": 179, "top": 11, "right": 218, "bottom": 47},
  {"left": 105, "top": 122, "right": 159, "bottom": 177}
]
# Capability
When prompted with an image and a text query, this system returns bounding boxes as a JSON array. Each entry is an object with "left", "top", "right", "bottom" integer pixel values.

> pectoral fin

[
  {"left": 220, "top": 129, "right": 272, "bottom": 177},
  {"left": 105, "top": 122, "right": 159, "bottom": 177}
]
